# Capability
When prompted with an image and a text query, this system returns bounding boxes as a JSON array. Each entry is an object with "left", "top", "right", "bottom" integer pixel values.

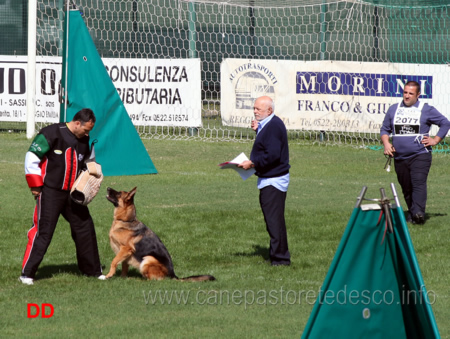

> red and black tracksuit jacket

[{"left": 25, "top": 123, "right": 90, "bottom": 190}]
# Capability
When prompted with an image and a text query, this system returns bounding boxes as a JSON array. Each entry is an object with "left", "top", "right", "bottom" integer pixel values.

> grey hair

[
  {"left": 270, "top": 99, "right": 275, "bottom": 113},
  {"left": 264, "top": 97, "right": 275, "bottom": 112}
]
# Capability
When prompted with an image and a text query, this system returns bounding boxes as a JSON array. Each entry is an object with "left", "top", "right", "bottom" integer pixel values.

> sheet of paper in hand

[{"left": 218, "top": 152, "right": 256, "bottom": 181}]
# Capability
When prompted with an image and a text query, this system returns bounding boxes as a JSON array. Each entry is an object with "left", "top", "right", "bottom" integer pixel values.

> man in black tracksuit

[{"left": 20, "top": 108, "right": 104, "bottom": 285}]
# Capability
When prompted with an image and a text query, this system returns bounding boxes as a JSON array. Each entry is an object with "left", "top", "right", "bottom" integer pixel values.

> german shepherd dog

[{"left": 105, "top": 187, "right": 215, "bottom": 281}]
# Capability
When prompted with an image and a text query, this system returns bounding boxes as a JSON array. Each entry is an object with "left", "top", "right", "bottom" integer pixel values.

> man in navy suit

[{"left": 239, "top": 96, "right": 291, "bottom": 266}]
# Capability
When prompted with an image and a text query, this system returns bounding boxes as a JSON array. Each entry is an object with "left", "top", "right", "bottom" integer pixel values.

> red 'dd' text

[{"left": 27, "top": 303, "right": 54, "bottom": 318}]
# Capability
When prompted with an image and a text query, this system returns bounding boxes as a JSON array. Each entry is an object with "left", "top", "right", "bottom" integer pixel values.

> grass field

[{"left": 1, "top": 133, "right": 449, "bottom": 338}]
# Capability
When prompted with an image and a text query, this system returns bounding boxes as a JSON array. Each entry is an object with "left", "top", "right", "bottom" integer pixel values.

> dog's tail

[
  {"left": 141, "top": 256, "right": 215, "bottom": 281},
  {"left": 177, "top": 275, "right": 216, "bottom": 282}
]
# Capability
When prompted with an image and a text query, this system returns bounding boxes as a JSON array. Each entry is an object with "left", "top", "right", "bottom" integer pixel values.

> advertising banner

[
  {"left": 102, "top": 58, "right": 202, "bottom": 127},
  {"left": 0, "top": 55, "right": 61, "bottom": 123},
  {"left": 0, "top": 56, "right": 201, "bottom": 127},
  {"left": 220, "top": 59, "right": 447, "bottom": 133}
]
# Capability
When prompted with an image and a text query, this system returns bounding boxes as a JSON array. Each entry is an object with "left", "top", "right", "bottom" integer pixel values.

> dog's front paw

[{"left": 104, "top": 272, "right": 114, "bottom": 279}]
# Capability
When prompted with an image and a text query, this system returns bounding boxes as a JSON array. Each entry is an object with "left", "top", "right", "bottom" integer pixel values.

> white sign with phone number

[
  {"left": 0, "top": 56, "right": 202, "bottom": 127},
  {"left": 0, "top": 55, "right": 61, "bottom": 123}
]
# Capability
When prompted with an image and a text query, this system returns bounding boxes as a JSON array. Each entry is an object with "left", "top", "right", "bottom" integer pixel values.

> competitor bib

[{"left": 393, "top": 102, "right": 424, "bottom": 136}]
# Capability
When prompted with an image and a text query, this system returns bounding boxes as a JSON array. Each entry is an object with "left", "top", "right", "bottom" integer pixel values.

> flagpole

[
  {"left": 63, "top": 1, "right": 71, "bottom": 122},
  {"left": 26, "top": 0, "right": 37, "bottom": 139}
]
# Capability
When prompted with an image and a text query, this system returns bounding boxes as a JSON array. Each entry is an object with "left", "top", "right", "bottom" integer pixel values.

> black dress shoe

[
  {"left": 406, "top": 213, "right": 413, "bottom": 223},
  {"left": 413, "top": 213, "right": 425, "bottom": 225}
]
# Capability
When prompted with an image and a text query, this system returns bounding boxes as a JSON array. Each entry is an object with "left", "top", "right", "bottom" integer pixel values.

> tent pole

[
  {"left": 380, "top": 188, "right": 393, "bottom": 233},
  {"left": 354, "top": 186, "right": 367, "bottom": 208},
  {"left": 390, "top": 182, "right": 401, "bottom": 208}
]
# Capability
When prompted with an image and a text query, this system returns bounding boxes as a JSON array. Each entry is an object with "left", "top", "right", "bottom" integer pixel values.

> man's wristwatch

[{"left": 250, "top": 162, "right": 255, "bottom": 168}]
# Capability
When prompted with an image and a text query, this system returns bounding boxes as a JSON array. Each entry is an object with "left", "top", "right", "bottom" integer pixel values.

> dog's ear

[{"left": 126, "top": 187, "right": 137, "bottom": 201}]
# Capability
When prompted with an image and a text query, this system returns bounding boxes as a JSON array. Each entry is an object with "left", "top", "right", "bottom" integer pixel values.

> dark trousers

[
  {"left": 394, "top": 152, "right": 432, "bottom": 217},
  {"left": 22, "top": 186, "right": 102, "bottom": 278},
  {"left": 259, "top": 185, "right": 290, "bottom": 264}
]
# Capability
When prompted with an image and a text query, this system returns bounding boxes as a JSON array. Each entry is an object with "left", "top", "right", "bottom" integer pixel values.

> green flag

[
  {"left": 60, "top": 9, "right": 157, "bottom": 176},
  {"left": 302, "top": 194, "right": 439, "bottom": 338}
]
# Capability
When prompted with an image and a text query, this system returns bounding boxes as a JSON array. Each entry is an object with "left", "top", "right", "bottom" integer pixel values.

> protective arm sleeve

[
  {"left": 25, "top": 151, "right": 44, "bottom": 188},
  {"left": 24, "top": 133, "right": 50, "bottom": 188}
]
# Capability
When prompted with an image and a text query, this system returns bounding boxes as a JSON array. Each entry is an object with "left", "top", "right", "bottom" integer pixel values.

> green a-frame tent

[{"left": 302, "top": 184, "right": 439, "bottom": 338}]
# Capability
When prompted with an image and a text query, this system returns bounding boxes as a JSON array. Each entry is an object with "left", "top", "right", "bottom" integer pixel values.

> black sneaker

[{"left": 413, "top": 213, "right": 425, "bottom": 225}]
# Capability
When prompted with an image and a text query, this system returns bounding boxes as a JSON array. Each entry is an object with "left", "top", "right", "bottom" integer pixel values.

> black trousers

[
  {"left": 394, "top": 152, "right": 432, "bottom": 217},
  {"left": 259, "top": 185, "right": 290, "bottom": 264},
  {"left": 22, "top": 186, "right": 102, "bottom": 278}
]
